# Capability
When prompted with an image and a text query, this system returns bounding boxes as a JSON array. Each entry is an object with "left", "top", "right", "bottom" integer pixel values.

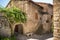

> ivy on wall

[{"left": 0, "top": 7, "right": 27, "bottom": 23}]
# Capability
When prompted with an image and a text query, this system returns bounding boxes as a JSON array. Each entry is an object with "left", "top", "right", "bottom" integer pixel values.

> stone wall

[
  {"left": 53, "top": 0, "right": 60, "bottom": 40},
  {"left": 0, "top": 16, "right": 11, "bottom": 37},
  {"left": 42, "top": 14, "right": 52, "bottom": 33},
  {"left": 7, "top": 0, "right": 42, "bottom": 35}
]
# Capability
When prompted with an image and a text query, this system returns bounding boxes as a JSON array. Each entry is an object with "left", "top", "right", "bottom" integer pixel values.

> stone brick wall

[
  {"left": 53, "top": 0, "right": 60, "bottom": 40},
  {"left": 0, "top": 16, "right": 11, "bottom": 37},
  {"left": 42, "top": 14, "right": 52, "bottom": 33},
  {"left": 7, "top": 0, "right": 42, "bottom": 34}
]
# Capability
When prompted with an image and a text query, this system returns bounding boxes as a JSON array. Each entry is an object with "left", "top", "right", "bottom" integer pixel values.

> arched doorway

[{"left": 14, "top": 24, "right": 23, "bottom": 35}]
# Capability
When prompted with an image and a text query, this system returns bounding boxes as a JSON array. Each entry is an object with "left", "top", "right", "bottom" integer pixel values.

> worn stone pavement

[{"left": 15, "top": 33, "right": 53, "bottom": 40}]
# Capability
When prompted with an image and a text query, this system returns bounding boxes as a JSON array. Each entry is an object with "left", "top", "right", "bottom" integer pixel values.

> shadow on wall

[{"left": 35, "top": 25, "right": 43, "bottom": 35}]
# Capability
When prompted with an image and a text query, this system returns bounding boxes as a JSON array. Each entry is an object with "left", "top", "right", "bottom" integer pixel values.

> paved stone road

[
  {"left": 16, "top": 33, "right": 53, "bottom": 40},
  {"left": 46, "top": 38, "right": 53, "bottom": 40}
]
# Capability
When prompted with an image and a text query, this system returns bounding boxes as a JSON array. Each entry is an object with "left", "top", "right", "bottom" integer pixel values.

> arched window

[{"left": 35, "top": 13, "right": 38, "bottom": 20}]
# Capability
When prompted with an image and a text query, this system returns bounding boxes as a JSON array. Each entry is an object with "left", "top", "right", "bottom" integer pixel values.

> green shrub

[
  {"left": 51, "top": 23, "right": 54, "bottom": 32},
  {"left": 0, "top": 35, "right": 16, "bottom": 40}
]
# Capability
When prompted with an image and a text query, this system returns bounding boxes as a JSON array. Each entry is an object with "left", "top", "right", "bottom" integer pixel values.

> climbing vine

[{"left": 0, "top": 7, "right": 27, "bottom": 23}]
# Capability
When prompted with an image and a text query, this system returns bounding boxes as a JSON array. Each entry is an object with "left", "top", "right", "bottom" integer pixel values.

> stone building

[{"left": 0, "top": 0, "right": 53, "bottom": 37}]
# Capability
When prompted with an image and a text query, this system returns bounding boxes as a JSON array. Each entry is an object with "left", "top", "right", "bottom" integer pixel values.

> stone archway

[{"left": 14, "top": 24, "right": 23, "bottom": 35}]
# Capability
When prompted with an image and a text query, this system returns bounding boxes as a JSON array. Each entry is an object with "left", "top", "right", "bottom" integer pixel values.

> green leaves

[
  {"left": 0, "top": 7, "right": 27, "bottom": 23},
  {"left": 0, "top": 35, "right": 16, "bottom": 40}
]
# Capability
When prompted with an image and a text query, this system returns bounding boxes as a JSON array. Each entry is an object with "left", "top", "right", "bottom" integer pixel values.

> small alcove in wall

[{"left": 14, "top": 24, "right": 23, "bottom": 35}]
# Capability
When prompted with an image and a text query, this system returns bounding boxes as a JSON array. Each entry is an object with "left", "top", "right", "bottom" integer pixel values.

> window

[{"left": 35, "top": 13, "right": 38, "bottom": 20}]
